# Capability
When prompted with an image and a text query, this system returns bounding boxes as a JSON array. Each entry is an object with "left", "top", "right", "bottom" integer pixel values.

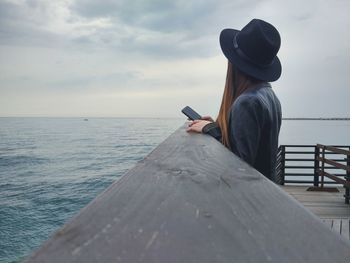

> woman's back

[{"left": 228, "top": 83, "right": 282, "bottom": 181}]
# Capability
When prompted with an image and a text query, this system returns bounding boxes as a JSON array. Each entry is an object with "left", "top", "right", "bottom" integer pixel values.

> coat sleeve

[
  {"left": 229, "top": 96, "right": 264, "bottom": 166},
  {"left": 202, "top": 122, "right": 222, "bottom": 141}
]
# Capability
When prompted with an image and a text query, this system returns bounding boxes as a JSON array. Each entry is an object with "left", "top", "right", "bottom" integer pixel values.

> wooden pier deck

[{"left": 282, "top": 185, "right": 350, "bottom": 240}]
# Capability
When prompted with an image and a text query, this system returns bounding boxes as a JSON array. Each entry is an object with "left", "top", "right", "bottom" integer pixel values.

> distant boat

[{"left": 84, "top": 119, "right": 88, "bottom": 121}]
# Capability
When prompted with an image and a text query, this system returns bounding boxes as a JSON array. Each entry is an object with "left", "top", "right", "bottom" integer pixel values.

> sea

[{"left": 0, "top": 117, "right": 349, "bottom": 263}]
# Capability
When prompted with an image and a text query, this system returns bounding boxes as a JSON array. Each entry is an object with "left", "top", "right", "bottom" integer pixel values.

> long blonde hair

[{"left": 216, "top": 61, "right": 261, "bottom": 149}]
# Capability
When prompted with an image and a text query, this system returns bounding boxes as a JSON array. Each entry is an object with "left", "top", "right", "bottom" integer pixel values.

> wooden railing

[
  {"left": 276, "top": 144, "right": 350, "bottom": 202},
  {"left": 316, "top": 144, "right": 350, "bottom": 203},
  {"left": 25, "top": 128, "right": 350, "bottom": 262}
]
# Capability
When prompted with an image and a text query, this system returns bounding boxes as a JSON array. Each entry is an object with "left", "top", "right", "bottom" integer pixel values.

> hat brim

[{"left": 220, "top": 28, "right": 282, "bottom": 82}]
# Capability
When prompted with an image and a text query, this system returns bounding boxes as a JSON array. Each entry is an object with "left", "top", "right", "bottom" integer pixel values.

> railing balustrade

[{"left": 276, "top": 144, "right": 350, "bottom": 203}]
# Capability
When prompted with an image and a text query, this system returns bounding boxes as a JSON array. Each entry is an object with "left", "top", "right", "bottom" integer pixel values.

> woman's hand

[{"left": 186, "top": 120, "right": 212, "bottom": 133}]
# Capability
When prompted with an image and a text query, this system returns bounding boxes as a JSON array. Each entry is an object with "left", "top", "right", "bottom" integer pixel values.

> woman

[{"left": 187, "top": 19, "right": 282, "bottom": 182}]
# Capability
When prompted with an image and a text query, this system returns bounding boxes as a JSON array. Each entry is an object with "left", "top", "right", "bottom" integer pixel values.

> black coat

[{"left": 203, "top": 82, "right": 282, "bottom": 182}]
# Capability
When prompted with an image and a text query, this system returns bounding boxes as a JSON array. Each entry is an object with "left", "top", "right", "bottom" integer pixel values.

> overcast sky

[{"left": 0, "top": 0, "right": 349, "bottom": 118}]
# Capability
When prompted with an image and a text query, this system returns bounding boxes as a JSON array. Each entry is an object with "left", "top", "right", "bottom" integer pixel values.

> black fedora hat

[{"left": 220, "top": 19, "right": 282, "bottom": 81}]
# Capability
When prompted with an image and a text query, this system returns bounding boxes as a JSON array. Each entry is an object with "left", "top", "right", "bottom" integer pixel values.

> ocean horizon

[{"left": 1, "top": 117, "right": 350, "bottom": 262}]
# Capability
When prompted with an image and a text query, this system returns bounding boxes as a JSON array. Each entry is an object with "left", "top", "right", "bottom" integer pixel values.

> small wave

[
  {"left": 0, "top": 117, "right": 183, "bottom": 263},
  {"left": 0, "top": 155, "right": 49, "bottom": 167}
]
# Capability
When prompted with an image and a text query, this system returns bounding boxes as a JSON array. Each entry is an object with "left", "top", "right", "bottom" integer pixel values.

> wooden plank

[
  {"left": 303, "top": 206, "right": 350, "bottom": 218},
  {"left": 284, "top": 173, "right": 315, "bottom": 176},
  {"left": 288, "top": 187, "right": 343, "bottom": 193},
  {"left": 288, "top": 189, "right": 342, "bottom": 195},
  {"left": 325, "top": 146, "right": 350, "bottom": 156},
  {"left": 282, "top": 145, "right": 315, "bottom": 147},
  {"left": 285, "top": 151, "right": 314, "bottom": 154},
  {"left": 282, "top": 186, "right": 350, "bottom": 218},
  {"left": 341, "top": 219, "right": 350, "bottom": 240},
  {"left": 287, "top": 195, "right": 347, "bottom": 204},
  {"left": 282, "top": 186, "right": 343, "bottom": 195},
  {"left": 25, "top": 125, "right": 350, "bottom": 263},
  {"left": 285, "top": 180, "right": 317, "bottom": 184},
  {"left": 285, "top": 166, "right": 314, "bottom": 169},
  {"left": 290, "top": 198, "right": 346, "bottom": 205},
  {"left": 320, "top": 171, "right": 350, "bottom": 186},
  {"left": 298, "top": 202, "right": 350, "bottom": 209},
  {"left": 317, "top": 144, "right": 350, "bottom": 156},
  {"left": 332, "top": 219, "right": 342, "bottom": 234},
  {"left": 317, "top": 157, "right": 350, "bottom": 172},
  {"left": 285, "top": 158, "right": 315, "bottom": 161},
  {"left": 288, "top": 193, "right": 342, "bottom": 198}
]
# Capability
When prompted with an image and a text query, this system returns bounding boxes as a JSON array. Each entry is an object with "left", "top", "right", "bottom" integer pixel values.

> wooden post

[
  {"left": 280, "top": 145, "right": 286, "bottom": 185},
  {"left": 314, "top": 145, "right": 320, "bottom": 187},
  {"left": 345, "top": 147, "right": 350, "bottom": 204},
  {"left": 321, "top": 145, "right": 325, "bottom": 188},
  {"left": 275, "top": 146, "right": 285, "bottom": 185},
  {"left": 24, "top": 125, "right": 350, "bottom": 263}
]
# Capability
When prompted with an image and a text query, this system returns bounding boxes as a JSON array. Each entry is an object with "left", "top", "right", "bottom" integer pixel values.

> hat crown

[{"left": 237, "top": 19, "right": 280, "bottom": 67}]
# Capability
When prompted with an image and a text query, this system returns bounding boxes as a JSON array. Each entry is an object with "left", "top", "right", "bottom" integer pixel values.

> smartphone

[{"left": 181, "top": 106, "right": 202, "bottom": 120}]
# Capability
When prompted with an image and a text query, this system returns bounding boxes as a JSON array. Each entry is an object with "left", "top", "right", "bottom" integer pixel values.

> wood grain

[
  {"left": 341, "top": 220, "right": 350, "bottom": 240},
  {"left": 25, "top": 124, "right": 350, "bottom": 263},
  {"left": 282, "top": 185, "right": 350, "bottom": 219}
]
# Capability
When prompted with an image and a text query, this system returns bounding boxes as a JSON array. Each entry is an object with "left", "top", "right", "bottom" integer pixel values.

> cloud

[
  {"left": 72, "top": 0, "right": 217, "bottom": 32},
  {"left": 69, "top": 0, "right": 223, "bottom": 58},
  {"left": 0, "top": 0, "right": 261, "bottom": 58},
  {"left": 0, "top": 0, "right": 350, "bottom": 117},
  {"left": 68, "top": 0, "right": 261, "bottom": 57}
]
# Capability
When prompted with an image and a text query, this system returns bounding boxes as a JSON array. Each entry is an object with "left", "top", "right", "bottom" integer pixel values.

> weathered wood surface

[
  {"left": 282, "top": 185, "right": 350, "bottom": 241},
  {"left": 25, "top": 124, "right": 350, "bottom": 263},
  {"left": 282, "top": 185, "right": 350, "bottom": 219},
  {"left": 320, "top": 219, "right": 350, "bottom": 241}
]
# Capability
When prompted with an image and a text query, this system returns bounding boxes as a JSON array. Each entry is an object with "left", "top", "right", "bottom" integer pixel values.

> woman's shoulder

[
  {"left": 238, "top": 83, "right": 274, "bottom": 104},
  {"left": 234, "top": 89, "right": 263, "bottom": 107},
  {"left": 232, "top": 83, "right": 273, "bottom": 113}
]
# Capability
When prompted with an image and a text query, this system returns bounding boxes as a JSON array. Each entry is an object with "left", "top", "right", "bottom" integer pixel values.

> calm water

[
  {"left": 0, "top": 118, "right": 349, "bottom": 262},
  {"left": 0, "top": 118, "right": 184, "bottom": 263}
]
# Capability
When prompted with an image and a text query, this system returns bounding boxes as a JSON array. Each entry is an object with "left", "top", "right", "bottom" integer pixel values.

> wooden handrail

[
  {"left": 25, "top": 126, "right": 350, "bottom": 262},
  {"left": 318, "top": 171, "right": 350, "bottom": 187},
  {"left": 316, "top": 157, "right": 350, "bottom": 172},
  {"left": 317, "top": 144, "right": 350, "bottom": 156}
]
